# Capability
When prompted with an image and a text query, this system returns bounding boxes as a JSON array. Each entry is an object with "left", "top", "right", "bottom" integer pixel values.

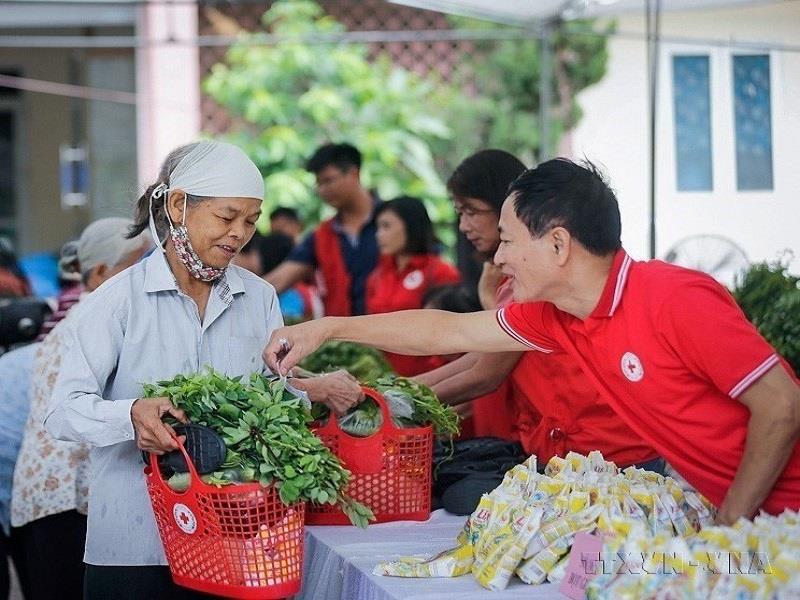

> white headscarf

[
  {"left": 149, "top": 140, "right": 265, "bottom": 250},
  {"left": 167, "top": 140, "right": 264, "bottom": 200}
]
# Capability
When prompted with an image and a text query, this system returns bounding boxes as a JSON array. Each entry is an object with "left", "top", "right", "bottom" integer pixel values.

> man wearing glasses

[{"left": 265, "top": 143, "right": 381, "bottom": 316}]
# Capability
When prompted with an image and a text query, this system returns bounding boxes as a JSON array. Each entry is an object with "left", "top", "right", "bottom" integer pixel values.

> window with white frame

[
  {"left": 672, "top": 55, "right": 713, "bottom": 192},
  {"left": 732, "top": 54, "right": 773, "bottom": 191}
]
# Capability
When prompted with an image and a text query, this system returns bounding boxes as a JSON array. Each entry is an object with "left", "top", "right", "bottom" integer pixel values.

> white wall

[{"left": 570, "top": 1, "right": 800, "bottom": 276}]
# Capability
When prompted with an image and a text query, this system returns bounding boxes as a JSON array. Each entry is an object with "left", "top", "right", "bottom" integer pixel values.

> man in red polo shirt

[{"left": 264, "top": 158, "right": 800, "bottom": 525}]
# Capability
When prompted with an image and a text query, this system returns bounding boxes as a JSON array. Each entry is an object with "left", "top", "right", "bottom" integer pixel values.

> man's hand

[
  {"left": 295, "top": 370, "right": 364, "bottom": 416},
  {"left": 717, "top": 364, "right": 800, "bottom": 523},
  {"left": 454, "top": 400, "right": 474, "bottom": 421},
  {"left": 131, "top": 397, "right": 189, "bottom": 455},
  {"left": 478, "top": 261, "right": 504, "bottom": 310},
  {"left": 263, "top": 320, "right": 332, "bottom": 376}
]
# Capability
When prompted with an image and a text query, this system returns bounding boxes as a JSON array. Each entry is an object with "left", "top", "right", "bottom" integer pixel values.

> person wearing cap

[
  {"left": 44, "top": 141, "right": 363, "bottom": 599},
  {"left": 9, "top": 218, "right": 150, "bottom": 600},
  {"left": 264, "top": 158, "right": 800, "bottom": 525},
  {"left": 36, "top": 240, "right": 83, "bottom": 341}
]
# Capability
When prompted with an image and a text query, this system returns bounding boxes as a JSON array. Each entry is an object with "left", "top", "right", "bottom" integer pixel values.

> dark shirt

[{"left": 287, "top": 196, "right": 380, "bottom": 315}]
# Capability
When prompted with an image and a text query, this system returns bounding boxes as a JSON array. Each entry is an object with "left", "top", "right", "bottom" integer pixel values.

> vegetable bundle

[
  {"left": 299, "top": 341, "right": 394, "bottom": 382},
  {"left": 143, "top": 370, "right": 374, "bottom": 528},
  {"left": 312, "top": 375, "right": 459, "bottom": 439},
  {"left": 368, "top": 375, "right": 460, "bottom": 438}
]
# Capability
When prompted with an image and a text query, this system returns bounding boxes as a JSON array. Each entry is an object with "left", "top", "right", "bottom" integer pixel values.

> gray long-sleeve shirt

[{"left": 44, "top": 250, "right": 283, "bottom": 565}]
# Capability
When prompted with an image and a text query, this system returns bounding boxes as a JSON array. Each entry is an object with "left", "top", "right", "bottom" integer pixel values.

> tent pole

[
  {"left": 539, "top": 19, "right": 554, "bottom": 162},
  {"left": 646, "top": 0, "right": 662, "bottom": 259}
]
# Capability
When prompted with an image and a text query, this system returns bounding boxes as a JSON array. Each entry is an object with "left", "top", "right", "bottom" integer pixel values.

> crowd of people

[{"left": 0, "top": 137, "right": 797, "bottom": 600}]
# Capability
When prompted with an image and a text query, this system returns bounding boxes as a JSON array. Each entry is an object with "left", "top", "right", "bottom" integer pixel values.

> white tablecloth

[{"left": 297, "top": 510, "right": 564, "bottom": 600}]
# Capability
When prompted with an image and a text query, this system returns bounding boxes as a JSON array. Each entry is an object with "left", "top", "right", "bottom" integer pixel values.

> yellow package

[
  {"left": 565, "top": 451, "right": 590, "bottom": 474},
  {"left": 544, "top": 455, "right": 568, "bottom": 478},
  {"left": 659, "top": 491, "right": 694, "bottom": 538},
  {"left": 537, "top": 476, "right": 567, "bottom": 498},
  {"left": 629, "top": 485, "right": 653, "bottom": 514},
  {"left": 473, "top": 504, "right": 541, "bottom": 591},
  {"left": 547, "top": 552, "right": 571, "bottom": 584},
  {"left": 568, "top": 489, "right": 590, "bottom": 514},
  {"left": 458, "top": 494, "right": 494, "bottom": 547},
  {"left": 473, "top": 494, "right": 517, "bottom": 571},
  {"left": 516, "top": 534, "right": 572, "bottom": 585},
  {"left": 524, "top": 504, "right": 602, "bottom": 559},
  {"left": 648, "top": 493, "right": 675, "bottom": 536},
  {"left": 621, "top": 493, "right": 647, "bottom": 521},
  {"left": 373, "top": 544, "right": 474, "bottom": 578}
]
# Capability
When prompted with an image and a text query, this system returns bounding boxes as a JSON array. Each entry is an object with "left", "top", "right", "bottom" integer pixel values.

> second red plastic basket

[
  {"left": 307, "top": 386, "right": 433, "bottom": 525},
  {"left": 145, "top": 442, "right": 305, "bottom": 599}
]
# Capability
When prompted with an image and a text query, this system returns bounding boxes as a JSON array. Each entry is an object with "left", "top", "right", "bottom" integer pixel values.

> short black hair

[
  {"left": 422, "top": 284, "right": 482, "bottom": 313},
  {"left": 269, "top": 206, "right": 300, "bottom": 223},
  {"left": 508, "top": 158, "right": 621, "bottom": 256},
  {"left": 259, "top": 232, "right": 296, "bottom": 275},
  {"left": 375, "top": 196, "right": 436, "bottom": 255},
  {"left": 306, "top": 143, "right": 361, "bottom": 174},
  {"left": 447, "top": 149, "right": 527, "bottom": 213}
]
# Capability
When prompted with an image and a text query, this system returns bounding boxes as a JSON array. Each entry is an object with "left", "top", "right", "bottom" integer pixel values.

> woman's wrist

[{"left": 289, "top": 376, "right": 322, "bottom": 403}]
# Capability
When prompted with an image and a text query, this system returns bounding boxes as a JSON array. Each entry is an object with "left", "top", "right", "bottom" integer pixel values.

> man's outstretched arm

[{"left": 263, "top": 309, "right": 531, "bottom": 375}]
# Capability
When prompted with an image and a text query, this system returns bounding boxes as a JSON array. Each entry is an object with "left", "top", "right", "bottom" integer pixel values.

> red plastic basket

[
  {"left": 307, "top": 386, "right": 433, "bottom": 525},
  {"left": 145, "top": 442, "right": 305, "bottom": 599}
]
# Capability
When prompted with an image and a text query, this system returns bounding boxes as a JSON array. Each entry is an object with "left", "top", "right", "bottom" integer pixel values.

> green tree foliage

[
  {"left": 733, "top": 257, "right": 800, "bottom": 375},
  {"left": 204, "top": 1, "right": 613, "bottom": 250},
  {"left": 432, "top": 17, "right": 614, "bottom": 173},
  {"left": 203, "top": 0, "right": 454, "bottom": 245}
]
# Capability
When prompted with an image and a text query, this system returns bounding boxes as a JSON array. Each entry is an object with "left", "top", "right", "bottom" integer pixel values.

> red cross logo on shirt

[{"left": 620, "top": 352, "right": 644, "bottom": 382}]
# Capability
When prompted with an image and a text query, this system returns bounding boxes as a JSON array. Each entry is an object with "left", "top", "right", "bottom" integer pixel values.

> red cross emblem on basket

[{"left": 173, "top": 503, "right": 197, "bottom": 534}]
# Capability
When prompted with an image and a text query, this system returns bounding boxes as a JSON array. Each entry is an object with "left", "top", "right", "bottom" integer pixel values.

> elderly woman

[{"left": 44, "top": 141, "right": 362, "bottom": 599}]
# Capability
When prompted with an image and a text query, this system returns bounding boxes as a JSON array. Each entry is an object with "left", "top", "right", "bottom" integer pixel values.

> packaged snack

[
  {"left": 373, "top": 544, "right": 474, "bottom": 578},
  {"left": 473, "top": 505, "right": 541, "bottom": 590}
]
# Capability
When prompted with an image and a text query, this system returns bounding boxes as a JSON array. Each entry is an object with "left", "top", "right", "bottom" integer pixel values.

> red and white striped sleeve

[{"left": 496, "top": 302, "right": 560, "bottom": 354}]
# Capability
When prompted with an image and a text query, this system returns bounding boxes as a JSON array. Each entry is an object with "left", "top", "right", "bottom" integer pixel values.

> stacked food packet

[
  {"left": 587, "top": 510, "right": 800, "bottom": 599},
  {"left": 374, "top": 451, "right": 715, "bottom": 590}
]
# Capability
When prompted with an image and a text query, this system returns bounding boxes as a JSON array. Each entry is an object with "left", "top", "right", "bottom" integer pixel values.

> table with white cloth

[{"left": 297, "top": 509, "right": 563, "bottom": 600}]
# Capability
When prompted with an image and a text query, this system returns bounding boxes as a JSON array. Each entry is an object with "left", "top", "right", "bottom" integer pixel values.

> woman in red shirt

[{"left": 366, "top": 196, "right": 460, "bottom": 375}]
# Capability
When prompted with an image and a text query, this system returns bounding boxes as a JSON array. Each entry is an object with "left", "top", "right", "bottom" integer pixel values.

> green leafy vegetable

[
  {"left": 143, "top": 369, "right": 375, "bottom": 527},
  {"left": 299, "top": 341, "right": 394, "bottom": 382},
  {"left": 368, "top": 375, "right": 460, "bottom": 438},
  {"left": 314, "top": 375, "right": 459, "bottom": 440}
]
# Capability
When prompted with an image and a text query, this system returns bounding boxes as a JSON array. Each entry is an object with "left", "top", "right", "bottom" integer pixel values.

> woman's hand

[
  {"left": 478, "top": 261, "right": 504, "bottom": 310},
  {"left": 296, "top": 370, "right": 364, "bottom": 416},
  {"left": 263, "top": 319, "right": 332, "bottom": 375},
  {"left": 131, "top": 397, "right": 188, "bottom": 455}
]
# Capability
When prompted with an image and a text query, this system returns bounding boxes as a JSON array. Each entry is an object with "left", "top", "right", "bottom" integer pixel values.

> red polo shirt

[
  {"left": 366, "top": 254, "right": 460, "bottom": 376},
  {"left": 497, "top": 249, "right": 800, "bottom": 513},
  {"left": 478, "top": 279, "right": 657, "bottom": 465}
]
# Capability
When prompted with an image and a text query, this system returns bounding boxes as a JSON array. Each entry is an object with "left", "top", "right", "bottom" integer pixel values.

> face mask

[{"left": 150, "top": 185, "right": 226, "bottom": 283}]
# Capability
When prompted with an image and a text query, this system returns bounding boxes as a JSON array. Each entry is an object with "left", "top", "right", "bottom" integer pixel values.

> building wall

[
  {"left": 0, "top": 30, "right": 137, "bottom": 256},
  {"left": 570, "top": 2, "right": 800, "bottom": 275},
  {"left": 0, "top": 44, "right": 87, "bottom": 254}
]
